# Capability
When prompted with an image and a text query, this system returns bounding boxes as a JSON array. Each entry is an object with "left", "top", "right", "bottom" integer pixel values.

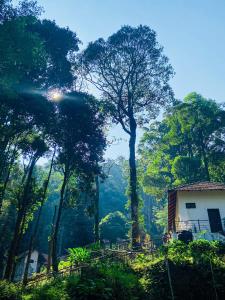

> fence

[
  {"left": 25, "top": 239, "right": 161, "bottom": 287},
  {"left": 175, "top": 220, "right": 210, "bottom": 233}
]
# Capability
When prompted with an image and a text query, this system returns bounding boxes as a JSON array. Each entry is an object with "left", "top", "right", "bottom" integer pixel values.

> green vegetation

[
  {"left": 139, "top": 92, "right": 225, "bottom": 237},
  {"left": 1, "top": 240, "right": 225, "bottom": 299},
  {"left": 100, "top": 211, "right": 128, "bottom": 244},
  {"left": 1, "top": 1, "right": 225, "bottom": 299}
]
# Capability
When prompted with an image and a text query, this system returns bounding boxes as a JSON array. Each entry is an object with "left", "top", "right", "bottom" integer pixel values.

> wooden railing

[
  {"left": 24, "top": 240, "right": 161, "bottom": 287},
  {"left": 175, "top": 220, "right": 210, "bottom": 232}
]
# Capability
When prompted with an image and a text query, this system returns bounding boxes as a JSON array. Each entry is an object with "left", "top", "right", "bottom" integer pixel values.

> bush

[
  {"left": 98, "top": 263, "right": 143, "bottom": 300},
  {"left": 67, "top": 247, "right": 91, "bottom": 266},
  {"left": 138, "top": 240, "right": 225, "bottom": 300},
  {"left": 28, "top": 278, "right": 68, "bottom": 300},
  {"left": 99, "top": 211, "right": 128, "bottom": 244},
  {"left": 66, "top": 262, "right": 144, "bottom": 300},
  {"left": 66, "top": 275, "right": 112, "bottom": 300},
  {"left": 0, "top": 280, "right": 21, "bottom": 300}
]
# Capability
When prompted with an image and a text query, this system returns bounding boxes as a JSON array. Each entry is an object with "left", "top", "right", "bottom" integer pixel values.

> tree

[
  {"left": 99, "top": 211, "right": 128, "bottom": 245},
  {"left": 23, "top": 148, "right": 55, "bottom": 285},
  {"left": 139, "top": 92, "right": 225, "bottom": 236},
  {"left": 4, "top": 135, "right": 48, "bottom": 280},
  {"left": 0, "top": 0, "right": 43, "bottom": 23},
  {"left": 81, "top": 25, "right": 174, "bottom": 246},
  {"left": 30, "top": 18, "right": 80, "bottom": 89},
  {"left": 51, "top": 91, "right": 106, "bottom": 272}
]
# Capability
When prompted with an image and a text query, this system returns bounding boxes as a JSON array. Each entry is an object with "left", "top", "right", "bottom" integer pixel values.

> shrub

[
  {"left": 29, "top": 278, "right": 68, "bottom": 300},
  {"left": 166, "top": 240, "right": 190, "bottom": 264},
  {"left": 67, "top": 247, "right": 91, "bottom": 266},
  {"left": 0, "top": 280, "right": 21, "bottom": 300},
  {"left": 66, "top": 275, "right": 112, "bottom": 300},
  {"left": 189, "top": 239, "right": 217, "bottom": 263},
  {"left": 99, "top": 211, "right": 128, "bottom": 244},
  {"left": 98, "top": 263, "right": 143, "bottom": 300},
  {"left": 66, "top": 262, "right": 144, "bottom": 300}
]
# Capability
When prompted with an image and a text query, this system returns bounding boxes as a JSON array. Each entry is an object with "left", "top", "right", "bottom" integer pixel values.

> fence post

[
  {"left": 165, "top": 258, "right": 175, "bottom": 300},
  {"left": 209, "top": 258, "right": 218, "bottom": 300},
  {"left": 198, "top": 219, "right": 201, "bottom": 231}
]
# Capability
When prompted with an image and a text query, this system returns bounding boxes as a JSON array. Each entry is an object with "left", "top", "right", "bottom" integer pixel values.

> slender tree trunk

[
  {"left": 202, "top": 147, "right": 210, "bottom": 181},
  {"left": 0, "top": 147, "right": 17, "bottom": 214},
  {"left": 23, "top": 151, "right": 55, "bottom": 284},
  {"left": 129, "top": 119, "right": 139, "bottom": 248},
  {"left": 3, "top": 211, "right": 23, "bottom": 280},
  {"left": 4, "top": 156, "right": 37, "bottom": 280},
  {"left": 52, "top": 174, "right": 67, "bottom": 273},
  {"left": 11, "top": 213, "right": 27, "bottom": 281},
  {"left": 94, "top": 175, "right": 100, "bottom": 242},
  {"left": 199, "top": 130, "right": 210, "bottom": 181},
  {"left": 47, "top": 205, "right": 57, "bottom": 273}
]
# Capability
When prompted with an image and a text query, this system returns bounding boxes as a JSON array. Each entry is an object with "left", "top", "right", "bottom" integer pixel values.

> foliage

[
  {"left": 66, "top": 275, "right": 113, "bottom": 300},
  {"left": 67, "top": 247, "right": 91, "bottom": 266},
  {"left": 25, "top": 261, "right": 145, "bottom": 300},
  {"left": 99, "top": 158, "right": 127, "bottom": 218},
  {"left": 0, "top": 280, "right": 21, "bottom": 300},
  {"left": 99, "top": 211, "right": 128, "bottom": 243},
  {"left": 81, "top": 25, "right": 174, "bottom": 245},
  {"left": 134, "top": 240, "right": 225, "bottom": 300},
  {"left": 27, "top": 278, "right": 68, "bottom": 300},
  {"left": 139, "top": 92, "right": 225, "bottom": 237}
]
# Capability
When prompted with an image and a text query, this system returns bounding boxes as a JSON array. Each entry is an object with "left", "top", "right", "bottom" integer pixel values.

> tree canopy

[{"left": 81, "top": 25, "right": 174, "bottom": 246}]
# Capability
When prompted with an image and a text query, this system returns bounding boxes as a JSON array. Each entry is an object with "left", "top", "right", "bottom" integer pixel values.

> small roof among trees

[{"left": 169, "top": 181, "right": 225, "bottom": 192}]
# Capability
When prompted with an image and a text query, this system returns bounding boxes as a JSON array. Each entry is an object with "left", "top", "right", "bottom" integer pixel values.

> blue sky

[{"left": 15, "top": 0, "right": 225, "bottom": 159}]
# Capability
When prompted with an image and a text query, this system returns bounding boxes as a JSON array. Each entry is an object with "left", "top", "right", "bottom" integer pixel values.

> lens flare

[{"left": 48, "top": 90, "right": 63, "bottom": 102}]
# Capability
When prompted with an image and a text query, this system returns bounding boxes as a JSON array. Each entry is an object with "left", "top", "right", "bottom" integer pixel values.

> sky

[{"left": 15, "top": 0, "right": 225, "bottom": 159}]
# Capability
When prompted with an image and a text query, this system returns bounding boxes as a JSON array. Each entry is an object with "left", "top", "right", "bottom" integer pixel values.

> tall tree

[
  {"left": 51, "top": 91, "right": 106, "bottom": 272},
  {"left": 23, "top": 148, "right": 55, "bottom": 285},
  {"left": 81, "top": 25, "right": 173, "bottom": 246},
  {"left": 4, "top": 135, "right": 48, "bottom": 280}
]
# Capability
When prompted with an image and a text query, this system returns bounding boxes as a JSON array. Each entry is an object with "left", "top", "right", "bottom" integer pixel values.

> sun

[{"left": 48, "top": 90, "right": 63, "bottom": 102}]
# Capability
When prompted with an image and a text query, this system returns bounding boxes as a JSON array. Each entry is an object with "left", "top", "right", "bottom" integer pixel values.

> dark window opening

[{"left": 186, "top": 203, "right": 196, "bottom": 209}]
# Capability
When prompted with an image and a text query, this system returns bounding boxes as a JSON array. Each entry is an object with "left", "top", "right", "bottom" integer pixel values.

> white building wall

[
  {"left": 25, "top": 250, "right": 39, "bottom": 276},
  {"left": 175, "top": 190, "right": 225, "bottom": 232}
]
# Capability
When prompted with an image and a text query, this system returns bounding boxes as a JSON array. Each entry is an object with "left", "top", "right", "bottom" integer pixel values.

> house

[
  {"left": 168, "top": 182, "right": 225, "bottom": 242},
  {"left": 13, "top": 250, "right": 48, "bottom": 282}
]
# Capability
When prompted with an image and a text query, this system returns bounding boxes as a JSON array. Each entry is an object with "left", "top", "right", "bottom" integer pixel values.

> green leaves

[
  {"left": 67, "top": 247, "right": 91, "bottom": 266},
  {"left": 99, "top": 211, "right": 128, "bottom": 243}
]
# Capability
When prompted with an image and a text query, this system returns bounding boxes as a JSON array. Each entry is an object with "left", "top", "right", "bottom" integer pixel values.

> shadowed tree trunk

[
  {"left": 4, "top": 155, "right": 38, "bottom": 280},
  {"left": 0, "top": 145, "right": 17, "bottom": 215},
  {"left": 129, "top": 118, "right": 139, "bottom": 247},
  {"left": 47, "top": 205, "right": 57, "bottom": 273},
  {"left": 94, "top": 175, "right": 100, "bottom": 242},
  {"left": 23, "top": 150, "right": 55, "bottom": 285},
  {"left": 52, "top": 172, "right": 68, "bottom": 273}
]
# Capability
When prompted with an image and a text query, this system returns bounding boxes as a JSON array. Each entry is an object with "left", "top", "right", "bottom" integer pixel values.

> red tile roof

[{"left": 172, "top": 181, "right": 225, "bottom": 191}]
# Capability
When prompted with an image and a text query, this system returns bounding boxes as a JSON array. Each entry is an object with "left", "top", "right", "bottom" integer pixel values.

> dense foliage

[
  {"left": 139, "top": 92, "right": 225, "bottom": 237},
  {"left": 1, "top": 240, "right": 225, "bottom": 299},
  {"left": 1, "top": 2, "right": 225, "bottom": 300}
]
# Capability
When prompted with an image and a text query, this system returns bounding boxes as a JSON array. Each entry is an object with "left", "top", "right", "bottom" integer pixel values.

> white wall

[{"left": 175, "top": 190, "right": 225, "bottom": 232}]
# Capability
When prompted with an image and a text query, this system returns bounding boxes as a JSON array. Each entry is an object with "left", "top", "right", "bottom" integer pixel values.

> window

[{"left": 186, "top": 203, "right": 196, "bottom": 209}]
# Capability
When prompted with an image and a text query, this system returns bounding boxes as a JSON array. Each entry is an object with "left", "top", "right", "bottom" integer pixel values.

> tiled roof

[{"left": 172, "top": 181, "right": 225, "bottom": 191}]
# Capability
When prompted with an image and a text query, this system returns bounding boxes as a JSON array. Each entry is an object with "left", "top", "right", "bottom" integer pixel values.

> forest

[{"left": 1, "top": 1, "right": 225, "bottom": 299}]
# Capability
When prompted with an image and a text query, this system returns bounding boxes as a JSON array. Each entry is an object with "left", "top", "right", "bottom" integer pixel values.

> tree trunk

[
  {"left": 52, "top": 174, "right": 67, "bottom": 273},
  {"left": 0, "top": 145, "right": 17, "bottom": 214},
  {"left": 129, "top": 120, "right": 139, "bottom": 248},
  {"left": 4, "top": 156, "right": 37, "bottom": 280},
  {"left": 199, "top": 130, "right": 210, "bottom": 181},
  {"left": 202, "top": 147, "right": 210, "bottom": 181},
  {"left": 94, "top": 175, "right": 100, "bottom": 242},
  {"left": 47, "top": 205, "right": 57, "bottom": 273},
  {"left": 23, "top": 151, "right": 55, "bottom": 284},
  {"left": 3, "top": 211, "right": 23, "bottom": 280}
]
